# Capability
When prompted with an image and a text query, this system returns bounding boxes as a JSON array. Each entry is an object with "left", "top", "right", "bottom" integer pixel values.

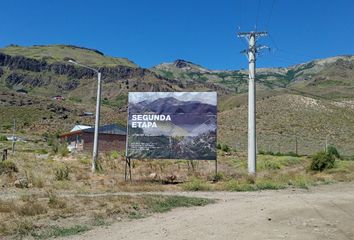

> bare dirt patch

[{"left": 65, "top": 182, "right": 354, "bottom": 240}]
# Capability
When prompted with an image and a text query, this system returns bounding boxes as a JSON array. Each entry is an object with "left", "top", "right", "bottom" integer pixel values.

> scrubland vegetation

[{"left": 1, "top": 137, "right": 354, "bottom": 238}]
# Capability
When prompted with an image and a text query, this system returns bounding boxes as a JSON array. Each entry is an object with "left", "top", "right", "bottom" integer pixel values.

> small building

[
  {"left": 60, "top": 124, "right": 126, "bottom": 153},
  {"left": 70, "top": 124, "right": 91, "bottom": 132},
  {"left": 16, "top": 89, "right": 28, "bottom": 94},
  {"left": 52, "top": 95, "right": 65, "bottom": 101},
  {"left": 79, "top": 112, "right": 94, "bottom": 117}
]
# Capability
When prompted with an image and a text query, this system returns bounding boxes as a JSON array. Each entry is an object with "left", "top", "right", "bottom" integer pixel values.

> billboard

[{"left": 126, "top": 92, "right": 217, "bottom": 160}]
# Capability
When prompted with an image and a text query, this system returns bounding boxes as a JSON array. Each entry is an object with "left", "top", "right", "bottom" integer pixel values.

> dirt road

[{"left": 65, "top": 182, "right": 354, "bottom": 240}]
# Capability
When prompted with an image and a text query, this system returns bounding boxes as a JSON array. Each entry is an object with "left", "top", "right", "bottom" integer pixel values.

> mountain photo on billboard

[{"left": 127, "top": 92, "right": 217, "bottom": 160}]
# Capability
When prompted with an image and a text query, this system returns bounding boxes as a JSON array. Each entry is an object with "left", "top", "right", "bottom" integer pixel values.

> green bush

[
  {"left": 224, "top": 180, "right": 257, "bottom": 191},
  {"left": 0, "top": 135, "right": 7, "bottom": 141},
  {"left": 182, "top": 179, "right": 210, "bottom": 191},
  {"left": 286, "top": 151, "right": 300, "bottom": 157},
  {"left": 221, "top": 144, "right": 230, "bottom": 152},
  {"left": 69, "top": 96, "right": 82, "bottom": 103},
  {"left": 54, "top": 165, "right": 70, "bottom": 181},
  {"left": 110, "top": 151, "right": 120, "bottom": 159},
  {"left": 326, "top": 145, "right": 341, "bottom": 159},
  {"left": 58, "top": 144, "right": 69, "bottom": 157},
  {"left": 209, "top": 172, "right": 224, "bottom": 182},
  {"left": 310, "top": 151, "right": 335, "bottom": 171},
  {"left": 0, "top": 160, "right": 18, "bottom": 174}
]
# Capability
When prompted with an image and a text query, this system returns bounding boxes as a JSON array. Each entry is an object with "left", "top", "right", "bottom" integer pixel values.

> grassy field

[
  {"left": 219, "top": 92, "right": 354, "bottom": 156},
  {"left": 1, "top": 139, "right": 354, "bottom": 238},
  {"left": 0, "top": 193, "right": 213, "bottom": 238}
]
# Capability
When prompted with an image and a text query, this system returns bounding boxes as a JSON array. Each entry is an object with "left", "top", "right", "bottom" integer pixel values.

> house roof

[
  {"left": 70, "top": 125, "right": 92, "bottom": 132},
  {"left": 60, "top": 124, "right": 126, "bottom": 138},
  {"left": 83, "top": 124, "right": 127, "bottom": 135}
]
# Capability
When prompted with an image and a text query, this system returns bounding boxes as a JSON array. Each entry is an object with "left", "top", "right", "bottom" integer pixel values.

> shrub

[
  {"left": 69, "top": 96, "right": 82, "bottom": 103},
  {"left": 259, "top": 160, "right": 281, "bottom": 170},
  {"left": 0, "top": 200, "right": 16, "bottom": 213},
  {"left": 310, "top": 151, "right": 335, "bottom": 171},
  {"left": 216, "top": 143, "right": 222, "bottom": 150},
  {"left": 286, "top": 151, "right": 300, "bottom": 157},
  {"left": 15, "top": 219, "right": 35, "bottom": 236},
  {"left": 265, "top": 151, "right": 275, "bottom": 155},
  {"left": 58, "top": 144, "right": 69, "bottom": 157},
  {"left": 18, "top": 196, "right": 47, "bottom": 216},
  {"left": 35, "top": 149, "right": 49, "bottom": 154},
  {"left": 110, "top": 151, "right": 120, "bottom": 159},
  {"left": 326, "top": 145, "right": 341, "bottom": 159},
  {"left": 79, "top": 157, "right": 91, "bottom": 165},
  {"left": 0, "top": 135, "right": 7, "bottom": 141},
  {"left": 54, "top": 165, "right": 70, "bottom": 181},
  {"left": 28, "top": 172, "right": 45, "bottom": 188},
  {"left": 182, "top": 179, "right": 210, "bottom": 191},
  {"left": 209, "top": 172, "right": 224, "bottom": 182},
  {"left": 224, "top": 180, "right": 257, "bottom": 191},
  {"left": 221, "top": 144, "right": 230, "bottom": 152},
  {"left": 48, "top": 192, "right": 67, "bottom": 209},
  {"left": 0, "top": 160, "right": 18, "bottom": 174},
  {"left": 255, "top": 180, "right": 287, "bottom": 190},
  {"left": 18, "top": 202, "right": 47, "bottom": 216}
]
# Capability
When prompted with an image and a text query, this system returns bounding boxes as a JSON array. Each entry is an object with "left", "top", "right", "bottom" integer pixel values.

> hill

[
  {"left": 1, "top": 44, "right": 354, "bottom": 155},
  {"left": 0, "top": 44, "right": 138, "bottom": 68},
  {"left": 152, "top": 56, "right": 354, "bottom": 100}
]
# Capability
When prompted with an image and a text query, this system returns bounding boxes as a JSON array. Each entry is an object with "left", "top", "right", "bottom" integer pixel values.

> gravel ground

[{"left": 64, "top": 182, "right": 354, "bottom": 240}]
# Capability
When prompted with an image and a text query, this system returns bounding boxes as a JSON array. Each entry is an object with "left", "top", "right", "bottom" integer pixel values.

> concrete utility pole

[
  {"left": 93, "top": 71, "right": 102, "bottom": 172},
  {"left": 68, "top": 60, "right": 101, "bottom": 173},
  {"left": 12, "top": 119, "right": 16, "bottom": 154},
  {"left": 237, "top": 31, "right": 268, "bottom": 174}
]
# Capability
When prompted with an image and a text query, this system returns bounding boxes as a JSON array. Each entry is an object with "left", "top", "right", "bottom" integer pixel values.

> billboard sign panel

[{"left": 126, "top": 92, "right": 217, "bottom": 160}]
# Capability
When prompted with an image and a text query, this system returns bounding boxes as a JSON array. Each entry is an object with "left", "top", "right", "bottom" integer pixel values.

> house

[
  {"left": 52, "top": 95, "right": 65, "bottom": 101},
  {"left": 70, "top": 125, "right": 91, "bottom": 132},
  {"left": 78, "top": 112, "right": 94, "bottom": 117},
  {"left": 16, "top": 89, "right": 28, "bottom": 94},
  {"left": 60, "top": 124, "right": 126, "bottom": 153}
]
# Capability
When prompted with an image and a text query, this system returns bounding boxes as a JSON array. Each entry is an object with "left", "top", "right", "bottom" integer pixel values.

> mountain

[
  {"left": 129, "top": 97, "right": 217, "bottom": 126},
  {"left": 152, "top": 55, "right": 354, "bottom": 100},
  {"left": 1, "top": 44, "right": 354, "bottom": 155},
  {"left": 1, "top": 44, "right": 137, "bottom": 68}
]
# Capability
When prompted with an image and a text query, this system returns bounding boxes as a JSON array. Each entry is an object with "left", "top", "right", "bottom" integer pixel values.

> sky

[{"left": 1, "top": 0, "right": 354, "bottom": 70}]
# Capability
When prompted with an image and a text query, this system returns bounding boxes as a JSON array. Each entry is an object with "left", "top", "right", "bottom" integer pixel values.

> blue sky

[{"left": 1, "top": 0, "right": 353, "bottom": 70}]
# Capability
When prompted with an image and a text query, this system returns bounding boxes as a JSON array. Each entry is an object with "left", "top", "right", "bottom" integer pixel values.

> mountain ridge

[{"left": 1, "top": 44, "right": 354, "bottom": 155}]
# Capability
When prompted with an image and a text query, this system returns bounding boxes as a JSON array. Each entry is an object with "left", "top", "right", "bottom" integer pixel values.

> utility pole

[
  {"left": 238, "top": 31, "right": 268, "bottom": 174},
  {"left": 12, "top": 119, "right": 16, "bottom": 154},
  {"left": 68, "top": 60, "right": 101, "bottom": 173},
  {"left": 92, "top": 71, "right": 102, "bottom": 172},
  {"left": 295, "top": 136, "right": 298, "bottom": 155},
  {"left": 325, "top": 135, "right": 329, "bottom": 152}
]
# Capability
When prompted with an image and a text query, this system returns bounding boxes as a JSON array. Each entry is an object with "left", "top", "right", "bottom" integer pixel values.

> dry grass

[
  {"left": 1, "top": 143, "right": 354, "bottom": 238},
  {"left": 1, "top": 147, "right": 354, "bottom": 194},
  {"left": 0, "top": 192, "right": 213, "bottom": 238}
]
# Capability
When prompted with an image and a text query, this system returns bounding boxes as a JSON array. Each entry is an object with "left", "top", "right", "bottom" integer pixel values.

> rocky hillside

[
  {"left": 1, "top": 44, "right": 354, "bottom": 155},
  {"left": 0, "top": 45, "right": 228, "bottom": 133},
  {"left": 152, "top": 56, "right": 354, "bottom": 99}
]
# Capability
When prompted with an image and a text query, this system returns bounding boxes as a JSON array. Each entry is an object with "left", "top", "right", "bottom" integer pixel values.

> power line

[
  {"left": 238, "top": 0, "right": 244, "bottom": 30},
  {"left": 255, "top": 0, "right": 262, "bottom": 29},
  {"left": 265, "top": 0, "right": 276, "bottom": 31}
]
